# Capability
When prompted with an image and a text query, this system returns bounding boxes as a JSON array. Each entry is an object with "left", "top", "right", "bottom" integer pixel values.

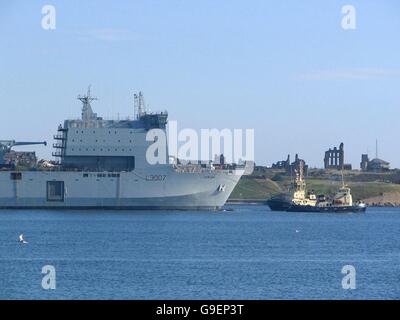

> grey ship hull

[{"left": 0, "top": 168, "right": 243, "bottom": 210}]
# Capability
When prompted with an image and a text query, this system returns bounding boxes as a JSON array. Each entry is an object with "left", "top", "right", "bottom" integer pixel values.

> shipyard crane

[{"left": 0, "top": 140, "right": 47, "bottom": 165}]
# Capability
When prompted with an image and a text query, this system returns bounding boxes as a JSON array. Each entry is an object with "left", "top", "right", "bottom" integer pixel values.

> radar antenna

[{"left": 78, "top": 85, "right": 98, "bottom": 121}]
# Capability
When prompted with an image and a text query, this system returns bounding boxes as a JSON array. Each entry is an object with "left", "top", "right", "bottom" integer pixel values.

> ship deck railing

[{"left": 173, "top": 163, "right": 241, "bottom": 174}]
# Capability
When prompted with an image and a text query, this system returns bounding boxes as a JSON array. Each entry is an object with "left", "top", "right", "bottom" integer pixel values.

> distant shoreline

[{"left": 227, "top": 199, "right": 400, "bottom": 208}]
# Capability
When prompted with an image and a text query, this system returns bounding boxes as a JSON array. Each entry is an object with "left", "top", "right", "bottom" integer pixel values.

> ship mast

[
  {"left": 296, "top": 160, "right": 306, "bottom": 191},
  {"left": 341, "top": 169, "right": 345, "bottom": 188},
  {"left": 78, "top": 85, "right": 98, "bottom": 121},
  {"left": 134, "top": 91, "right": 147, "bottom": 119}
]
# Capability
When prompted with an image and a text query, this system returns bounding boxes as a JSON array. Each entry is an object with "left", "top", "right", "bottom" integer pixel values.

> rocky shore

[{"left": 362, "top": 192, "right": 400, "bottom": 207}]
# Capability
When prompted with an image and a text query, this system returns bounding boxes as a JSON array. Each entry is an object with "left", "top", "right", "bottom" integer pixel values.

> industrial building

[{"left": 3, "top": 151, "right": 37, "bottom": 168}]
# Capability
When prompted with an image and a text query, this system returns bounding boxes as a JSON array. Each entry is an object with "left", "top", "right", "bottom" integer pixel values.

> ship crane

[{"left": 0, "top": 140, "right": 47, "bottom": 165}]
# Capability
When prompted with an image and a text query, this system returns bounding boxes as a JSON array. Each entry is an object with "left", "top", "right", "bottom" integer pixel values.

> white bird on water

[{"left": 19, "top": 233, "right": 28, "bottom": 244}]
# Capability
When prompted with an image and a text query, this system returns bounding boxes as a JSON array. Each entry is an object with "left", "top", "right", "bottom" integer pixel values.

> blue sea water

[{"left": 0, "top": 205, "right": 399, "bottom": 300}]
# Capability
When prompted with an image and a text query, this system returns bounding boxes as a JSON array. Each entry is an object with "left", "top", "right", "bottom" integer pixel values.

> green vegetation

[
  {"left": 229, "top": 178, "right": 282, "bottom": 200},
  {"left": 306, "top": 179, "right": 400, "bottom": 201}
]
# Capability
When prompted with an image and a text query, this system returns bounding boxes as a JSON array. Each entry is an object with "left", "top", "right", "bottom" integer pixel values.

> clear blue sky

[{"left": 1, "top": 0, "right": 399, "bottom": 168}]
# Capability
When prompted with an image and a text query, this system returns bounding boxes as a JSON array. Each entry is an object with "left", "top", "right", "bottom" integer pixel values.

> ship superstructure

[
  {"left": 0, "top": 89, "right": 244, "bottom": 210},
  {"left": 52, "top": 88, "right": 169, "bottom": 172},
  {"left": 291, "top": 161, "right": 317, "bottom": 207}
]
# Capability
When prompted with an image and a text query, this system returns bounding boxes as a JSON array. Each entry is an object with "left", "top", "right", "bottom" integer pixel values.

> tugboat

[
  {"left": 266, "top": 160, "right": 318, "bottom": 211},
  {"left": 266, "top": 161, "right": 367, "bottom": 213}
]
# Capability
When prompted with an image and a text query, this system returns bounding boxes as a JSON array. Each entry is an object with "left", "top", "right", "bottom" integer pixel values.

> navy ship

[{"left": 0, "top": 88, "right": 245, "bottom": 210}]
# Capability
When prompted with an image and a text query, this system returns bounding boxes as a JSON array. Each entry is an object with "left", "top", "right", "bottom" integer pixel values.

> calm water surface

[{"left": 0, "top": 205, "right": 399, "bottom": 299}]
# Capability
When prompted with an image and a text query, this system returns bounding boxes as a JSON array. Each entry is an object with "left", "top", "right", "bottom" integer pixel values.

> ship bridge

[{"left": 53, "top": 88, "right": 168, "bottom": 171}]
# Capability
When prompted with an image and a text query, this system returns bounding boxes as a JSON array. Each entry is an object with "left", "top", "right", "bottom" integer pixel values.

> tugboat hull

[
  {"left": 265, "top": 195, "right": 292, "bottom": 211},
  {"left": 287, "top": 204, "right": 367, "bottom": 213}
]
